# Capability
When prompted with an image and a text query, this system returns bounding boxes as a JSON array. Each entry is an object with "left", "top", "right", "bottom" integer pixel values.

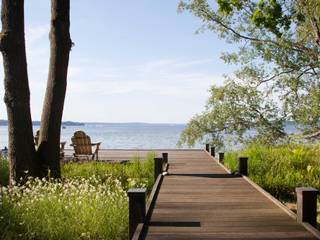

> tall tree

[
  {"left": 178, "top": 0, "right": 320, "bottom": 147},
  {"left": 178, "top": 81, "right": 286, "bottom": 148},
  {"left": 38, "top": 0, "right": 72, "bottom": 178},
  {"left": 0, "top": 0, "right": 37, "bottom": 182}
]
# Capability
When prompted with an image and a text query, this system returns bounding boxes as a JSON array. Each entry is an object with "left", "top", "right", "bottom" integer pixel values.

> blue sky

[{"left": 0, "top": 0, "right": 235, "bottom": 123}]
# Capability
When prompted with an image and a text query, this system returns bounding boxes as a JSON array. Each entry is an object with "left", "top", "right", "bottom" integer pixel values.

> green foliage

[
  {"left": 62, "top": 153, "right": 155, "bottom": 192},
  {"left": 224, "top": 143, "right": 320, "bottom": 201},
  {"left": 290, "top": 83, "right": 320, "bottom": 134},
  {"left": 252, "top": 1, "right": 291, "bottom": 36},
  {"left": 178, "top": 0, "right": 320, "bottom": 146},
  {"left": 0, "top": 156, "right": 9, "bottom": 186},
  {"left": 1, "top": 176, "right": 128, "bottom": 240},
  {"left": 178, "top": 81, "right": 286, "bottom": 147},
  {"left": 217, "top": 0, "right": 243, "bottom": 15},
  {"left": 0, "top": 154, "right": 155, "bottom": 240}
]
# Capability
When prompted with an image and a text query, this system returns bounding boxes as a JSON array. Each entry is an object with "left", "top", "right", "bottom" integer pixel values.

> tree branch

[
  {"left": 257, "top": 69, "right": 295, "bottom": 86},
  {"left": 198, "top": 8, "right": 312, "bottom": 54},
  {"left": 311, "top": 17, "right": 320, "bottom": 47}
]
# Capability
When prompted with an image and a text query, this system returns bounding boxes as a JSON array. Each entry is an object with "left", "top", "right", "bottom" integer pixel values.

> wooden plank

[
  {"left": 142, "top": 149, "right": 319, "bottom": 239},
  {"left": 63, "top": 149, "right": 320, "bottom": 239}
]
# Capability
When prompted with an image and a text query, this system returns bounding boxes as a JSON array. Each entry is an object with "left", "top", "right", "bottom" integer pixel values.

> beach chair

[
  {"left": 70, "top": 131, "right": 101, "bottom": 161},
  {"left": 34, "top": 130, "right": 66, "bottom": 158}
]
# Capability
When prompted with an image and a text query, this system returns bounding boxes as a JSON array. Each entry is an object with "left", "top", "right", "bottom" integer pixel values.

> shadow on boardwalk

[
  {"left": 169, "top": 173, "right": 241, "bottom": 178},
  {"left": 142, "top": 149, "right": 320, "bottom": 240}
]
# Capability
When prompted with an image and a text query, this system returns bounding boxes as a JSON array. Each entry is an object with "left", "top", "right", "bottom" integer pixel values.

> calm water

[
  {"left": 0, "top": 122, "right": 299, "bottom": 150},
  {"left": 0, "top": 123, "right": 198, "bottom": 150}
]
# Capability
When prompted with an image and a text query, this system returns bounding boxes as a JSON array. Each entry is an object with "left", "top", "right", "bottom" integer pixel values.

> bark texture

[
  {"left": 0, "top": 0, "right": 37, "bottom": 182},
  {"left": 38, "top": 0, "right": 72, "bottom": 178}
]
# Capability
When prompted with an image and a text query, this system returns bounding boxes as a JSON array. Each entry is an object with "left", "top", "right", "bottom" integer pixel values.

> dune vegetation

[{"left": 0, "top": 153, "right": 155, "bottom": 240}]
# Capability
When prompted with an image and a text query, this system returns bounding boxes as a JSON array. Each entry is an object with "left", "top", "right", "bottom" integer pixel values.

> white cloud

[
  {"left": 61, "top": 57, "right": 226, "bottom": 122},
  {"left": 0, "top": 37, "right": 226, "bottom": 122},
  {"left": 65, "top": 58, "right": 226, "bottom": 101}
]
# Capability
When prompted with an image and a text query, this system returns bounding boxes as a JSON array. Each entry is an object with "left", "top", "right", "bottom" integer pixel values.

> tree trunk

[
  {"left": 0, "top": 0, "right": 37, "bottom": 182},
  {"left": 38, "top": 0, "right": 72, "bottom": 178}
]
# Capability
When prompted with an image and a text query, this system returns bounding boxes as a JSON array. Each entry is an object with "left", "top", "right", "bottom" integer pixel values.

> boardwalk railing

[
  {"left": 205, "top": 144, "right": 320, "bottom": 238},
  {"left": 128, "top": 153, "right": 169, "bottom": 240}
]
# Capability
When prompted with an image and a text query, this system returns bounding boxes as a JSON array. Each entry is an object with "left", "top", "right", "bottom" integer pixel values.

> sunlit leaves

[
  {"left": 217, "top": 0, "right": 243, "bottom": 15},
  {"left": 251, "top": 0, "right": 291, "bottom": 37},
  {"left": 178, "top": 0, "right": 320, "bottom": 147},
  {"left": 179, "top": 81, "right": 285, "bottom": 147}
]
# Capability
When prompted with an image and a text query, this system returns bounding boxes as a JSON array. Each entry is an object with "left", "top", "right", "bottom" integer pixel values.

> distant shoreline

[
  {"left": 0, "top": 120, "right": 297, "bottom": 127},
  {"left": 83, "top": 122, "right": 186, "bottom": 126},
  {"left": 0, "top": 120, "right": 85, "bottom": 126},
  {"left": 0, "top": 120, "right": 187, "bottom": 126}
]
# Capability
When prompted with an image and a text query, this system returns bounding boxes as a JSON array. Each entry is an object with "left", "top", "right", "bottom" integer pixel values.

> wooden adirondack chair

[
  {"left": 34, "top": 130, "right": 66, "bottom": 158},
  {"left": 70, "top": 131, "right": 101, "bottom": 161}
]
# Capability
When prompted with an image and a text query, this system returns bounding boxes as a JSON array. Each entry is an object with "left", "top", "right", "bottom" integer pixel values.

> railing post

[
  {"left": 219, "top": 152, "right": 224, "bottom": 164},
  {"left": 205, "top": 144, "right": 210, "bottom": 152},
  {"left": 296, "top": 187, "right": 319, "bottom": 227},
  {"left": 210, "top": 147, "right": 215, "bottom": 157},
  {"left": 154, "top": 157, "right": 164, "bottom": 180},
  {"left": 162, "top": 152, "right": 168, "bottom": 165},
  {"left": 238, "top": 157, "right": 248, "bottom": 176},
  {"left": 127, "top": 188, "right": 146, "bottom": 240}
]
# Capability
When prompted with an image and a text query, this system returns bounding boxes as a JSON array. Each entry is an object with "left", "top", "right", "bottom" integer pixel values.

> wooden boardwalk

[
  {"left": 146, "top": 151, "right": 316, "bottom": 240},
  {"left": 140, "top": 149, "right": 319, "bottom": 239},
  {"left": 65, "top": 149, "right": 320, "bottom": 239}
]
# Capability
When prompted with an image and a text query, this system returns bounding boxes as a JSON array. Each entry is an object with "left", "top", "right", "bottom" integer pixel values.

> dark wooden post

[
  {"left": 296, "top": 187, "right": 319, "bottom": 227},
  {"left": 127, "top": 188, "right": 146, "bottom": 239},
  {"left": 154, "top": 157, "right": 164, "bottom": 180},
  {"left": 238, "top": 157, "right": 248, "bottom": 176},
  {"left": 219, "top": 152, "right": 224, "bottom": 164},
  {"left": 210, "top": 147, "right": 215, "bottom": 157},
  {"left": 162, "top": 152, "right": 168, "bottom": 164},
  {"left": 205, "top": 144, "right": 210, "bottom": 152}
]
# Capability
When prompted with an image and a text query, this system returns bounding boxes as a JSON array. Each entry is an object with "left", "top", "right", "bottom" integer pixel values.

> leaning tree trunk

[
  {"left": 38, "top": 0, "right": 72, "bottom": 178},
  {"left": 0, "top": 0, "right": 37, "bottom": 182}
]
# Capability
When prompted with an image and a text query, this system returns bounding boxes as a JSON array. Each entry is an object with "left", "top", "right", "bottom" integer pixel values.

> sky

[{"left": 0, "top": 0, "right": 235, "bottom": 123}]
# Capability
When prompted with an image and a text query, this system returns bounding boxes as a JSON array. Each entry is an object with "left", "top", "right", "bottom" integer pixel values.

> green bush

[
  {"left": 0, "top": 156, "right": 9, "bottom": 186},
  {"left": 0, "top": 153, "right": 155, "bottom": 240},
  {"left": 224, "top": 143, "right": 320, "bottom": 202}
]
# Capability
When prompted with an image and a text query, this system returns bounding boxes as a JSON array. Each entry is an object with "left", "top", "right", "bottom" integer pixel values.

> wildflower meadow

[{"left": 0, "top": 153, "right": 155, "bottom": 240}]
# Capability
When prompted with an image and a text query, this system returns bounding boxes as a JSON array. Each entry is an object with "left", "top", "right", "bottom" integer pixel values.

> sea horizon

[
  {"left": 0, "top": 119, "right": 187, "bottom": 126},
  {"left": 0, "top": 121, "right": 299, "bottom": 151},
  {"left": 0, "top": 122, "right": 191, "bottom": 150}
]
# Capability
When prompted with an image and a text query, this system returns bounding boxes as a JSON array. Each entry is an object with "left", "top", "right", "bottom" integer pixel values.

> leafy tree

[
  {"left": 178, "top": 80, "right": 286, "bottom": 147},
  {"left": 0, "top": 0, "right": 38, "bottom": 182},
  {"left": 178, "top": 0, "right": 320, "bottom": 147}
]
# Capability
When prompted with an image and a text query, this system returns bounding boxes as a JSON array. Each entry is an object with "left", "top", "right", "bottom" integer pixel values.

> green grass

[
  {"left": 0, "top": 153, "right": 155, "bottom": 240},
  {"left": 62, "top": 155, "right": 155, "bottom": 192},
  {"left": 224, "top": 143, "right": 320, "bottom": 229},
  {"left": 224, "top": 143, "right": 320, "bottom": 202},
  {"left": 0, "top": 156, "right": 9, "bottom": 186}
]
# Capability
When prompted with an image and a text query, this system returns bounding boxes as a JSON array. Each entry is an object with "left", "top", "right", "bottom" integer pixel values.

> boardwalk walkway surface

[
  {"left": 66, "top": 149, "right": 319, "bottom": 239},
  {"left": 143, "top": 149, "right": 318, "bottom": 240}
]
